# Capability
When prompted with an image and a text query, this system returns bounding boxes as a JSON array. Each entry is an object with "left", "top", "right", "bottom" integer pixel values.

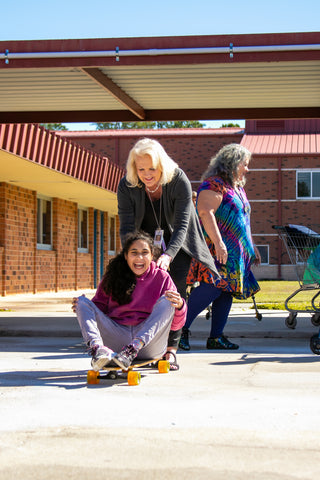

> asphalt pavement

[{"left": 1, "top": 290, "right": 320, "bottom": 479}]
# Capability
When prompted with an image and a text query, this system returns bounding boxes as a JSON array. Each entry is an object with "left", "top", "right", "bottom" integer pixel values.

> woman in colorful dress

[{"left": 179, "top": 143, "right": 261, "bottom": 351}]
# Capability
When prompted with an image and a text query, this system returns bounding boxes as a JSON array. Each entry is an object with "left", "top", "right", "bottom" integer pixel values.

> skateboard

[{"left": 87, "top": 358, "right": 170, "bottom": 386}]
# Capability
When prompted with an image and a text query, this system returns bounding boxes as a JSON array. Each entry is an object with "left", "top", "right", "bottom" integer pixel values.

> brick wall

[
  {"left": 247, "top": 154, "right": 320, "bottom": 280},
  {"left": 57, "top": 132, "right": 320, "bottom": 281},
  {"left": 0, "top": 246, "right": 4, "bottom": 295},
  {"left": 53, "top": 198, "right": 77, "bottom": 290},
  {"left": 76, "top": 252, "right": 93, "bottom": 290},
  {"left": 67, "top": 132, "right": 243, "bottom": 184},
  {"left": 0, "top": 184, "right": 36, "bottom": 294},
  {"left": 0, "top": 182, "right": 114, "bottom": 295},
  {"left": 35, "top": 249, "right": 56, "bottom": 292},
  {"left": 1, "top": 132, "right": 318, "bottom": 292}
]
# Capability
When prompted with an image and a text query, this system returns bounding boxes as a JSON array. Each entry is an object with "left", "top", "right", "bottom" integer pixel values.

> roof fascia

[
  {"left": 1, "top": 32, "right": 320, "bottom": 69},
  {"left": 1, "top": 107, "right": 319, "bottom": 124}
]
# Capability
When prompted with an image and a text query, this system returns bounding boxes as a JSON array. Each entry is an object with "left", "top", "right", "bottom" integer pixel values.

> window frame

[
  {"left": 255, "top": 244, "right": 269, "bottom": 265},
  {"left": 37, "top": 195, "right": 53, "bottom": 250},
  {"left": 108, "top": 216, "right": 116, "bottom": 256},
  {"left": 296, "top": 169, "right": 320, "bottom": 199},
  {"left": 78, "top": 206, "right": 89, "bottom": 253}
]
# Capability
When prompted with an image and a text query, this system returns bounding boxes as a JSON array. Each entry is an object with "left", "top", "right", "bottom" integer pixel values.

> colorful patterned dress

[{"left": 187, "top": 176, "right": 260, "bottom": 300}]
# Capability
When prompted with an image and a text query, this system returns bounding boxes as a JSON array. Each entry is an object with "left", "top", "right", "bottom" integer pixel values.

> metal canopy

[{"left": 0, "top": 32, "right": 319, "bottom": 123}]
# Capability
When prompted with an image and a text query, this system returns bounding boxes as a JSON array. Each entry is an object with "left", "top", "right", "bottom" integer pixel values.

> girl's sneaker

[
  {"left": 89, "top": 344, "right": 116, "bottom": 371},
  {"left": 113, "top": 344, "right": 139, "bottom": 370}
]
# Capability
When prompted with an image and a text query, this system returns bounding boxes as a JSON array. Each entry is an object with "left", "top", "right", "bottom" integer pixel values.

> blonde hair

[{"left": 125, "top": 138, "right": 179, "bottom": 187}]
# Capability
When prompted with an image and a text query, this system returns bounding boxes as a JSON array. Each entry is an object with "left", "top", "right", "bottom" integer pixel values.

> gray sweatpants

[{"left": 76, "top": 295, "right": 175, "bottom": 360}]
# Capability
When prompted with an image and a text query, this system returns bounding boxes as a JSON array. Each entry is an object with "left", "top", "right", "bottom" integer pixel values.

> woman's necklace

[
  {"left": 145, "top": 183, "right": 160, "bottom": 194},
  {"left": 146, "top": 189, "right": 162, "bottom": 229}
]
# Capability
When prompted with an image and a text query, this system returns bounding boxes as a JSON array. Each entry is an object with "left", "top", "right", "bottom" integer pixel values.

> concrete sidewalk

[
  {"left": 1, "top": 291, "right": 320, "bottom": 479},
  {"left": 0, "top": 289, "right": 95, "bottom": 314},
  {"left": 0, "top": 289, "right": 318, "bottom": 342}
]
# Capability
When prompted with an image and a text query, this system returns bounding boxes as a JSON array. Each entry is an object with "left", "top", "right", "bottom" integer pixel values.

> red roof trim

[
  {"left": 0, "top": 123, "right": 124, "bottom": 192},
  {"left": 241, "top": 133, "right": 320, "bottom": 155}
]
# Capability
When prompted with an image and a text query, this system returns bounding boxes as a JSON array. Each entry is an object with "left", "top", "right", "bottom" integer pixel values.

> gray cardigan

[{"left": 117, "top": 168, "right": 219, "bottom": 278}]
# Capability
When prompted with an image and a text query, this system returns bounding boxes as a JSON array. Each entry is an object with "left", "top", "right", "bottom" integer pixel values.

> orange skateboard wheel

[
  {"left": 158, "top": 360, "right": 170, "bottom": 373},
  {"left": 87, "top": 370, "right": 100, "bottom": 385},
  {"left": 127, "top": 370, "right": 141, "bottom": 386}
]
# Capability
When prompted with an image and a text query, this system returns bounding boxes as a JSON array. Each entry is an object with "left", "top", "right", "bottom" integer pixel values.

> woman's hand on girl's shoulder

[
  {"left": 165, "top": 290, "right": 183, "bottom": 309},
  {"left": 156, "top": 253, "right": 172, "bottom": 271}
]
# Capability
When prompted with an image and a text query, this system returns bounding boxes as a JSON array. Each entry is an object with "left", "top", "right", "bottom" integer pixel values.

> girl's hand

[
  {"left": 165, "top": 290, "right": 183, "bottom": 309},
  {"left": 156, "top": 253, "right": 172, "bottom": 271},
  {"left": 71, "top": 297, "right": 78, "bottom": 313},
  {"left": 72, "top": 294, "right": 85, "bottom": 313}
]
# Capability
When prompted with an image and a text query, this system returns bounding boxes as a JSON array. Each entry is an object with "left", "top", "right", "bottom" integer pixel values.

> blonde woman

[{"left": 117, "top": 138, "right": 218, "bottom": 301}]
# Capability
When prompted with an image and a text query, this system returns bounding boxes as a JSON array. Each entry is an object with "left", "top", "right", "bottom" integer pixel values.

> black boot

[
  {"left": 206, "top": 335, "right": 239, "bottom": 350},
  {"left": 179, "top": 327, "right": 191, "bottom": 351}
]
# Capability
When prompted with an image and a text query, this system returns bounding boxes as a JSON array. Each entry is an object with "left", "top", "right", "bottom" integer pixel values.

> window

[
  {"left": 78, "top": 207, "right": 88, "bottom": 252},
  {"left": 297, "top": 170, "right": 320, "bottom": 199},
  {"left": 255, "top": 245, "right": 269, "bottom": 265},
  {"left": 37, "top": 196, "right": 52, "bottom": 249},
  {"left": 108, "top": 216, "right": 116, "bottom": 255}
]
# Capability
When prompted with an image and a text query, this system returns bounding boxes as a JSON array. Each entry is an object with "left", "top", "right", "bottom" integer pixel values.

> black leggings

[{"left": 169, "top": 249, "right": 192, "bottom": 300}]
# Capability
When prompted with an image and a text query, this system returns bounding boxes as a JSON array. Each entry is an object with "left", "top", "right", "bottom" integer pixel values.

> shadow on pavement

[
  {"left": 0, "top": 369, "right": 88, "bottom": 389},
  {"left": 212, "top": 352, "right": 320, "bottom": 365}
]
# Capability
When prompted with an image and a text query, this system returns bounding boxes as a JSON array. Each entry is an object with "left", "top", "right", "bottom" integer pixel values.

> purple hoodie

[{"left": 91, "top": 261, "right": 186, "bottom": 331}]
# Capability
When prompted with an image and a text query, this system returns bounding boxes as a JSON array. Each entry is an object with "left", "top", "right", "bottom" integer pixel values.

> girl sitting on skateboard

[{"left": 73, "top": 231, "right": 186, "bottom": 372}]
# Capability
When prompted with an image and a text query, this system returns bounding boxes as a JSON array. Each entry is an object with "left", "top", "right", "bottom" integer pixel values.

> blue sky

[
  {"left": 1, "top": 0, "right": 319, "bottom": 40},
  {"left": 1, "top": 0, "right": 319, "bottom": 130}
]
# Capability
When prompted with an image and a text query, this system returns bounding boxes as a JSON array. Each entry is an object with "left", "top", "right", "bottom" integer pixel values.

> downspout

[
  {"left": 115, "top": 137, "right": 120, "bottom": 166},
  {"left": 277, "top": 157, "right": 282, "bottom": 279},
  {"left": 93, "top": 210, "right": 97, "bottom": 289},
  {"left": 100, "top": 212, "right": 104, "bottom": 280},
  {"left": 2, "top": 43, "right": 320, "bottom": 62}
]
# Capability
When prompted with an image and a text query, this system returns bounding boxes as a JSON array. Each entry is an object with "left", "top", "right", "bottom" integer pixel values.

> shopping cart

[{"left": 273, "top": 224, "right": 320, "bottom": 354}]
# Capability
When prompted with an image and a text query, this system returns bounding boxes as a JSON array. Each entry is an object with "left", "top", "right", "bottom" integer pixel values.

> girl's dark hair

[{"left": 101, "top": 231, "right": 157, "bottom": 305}]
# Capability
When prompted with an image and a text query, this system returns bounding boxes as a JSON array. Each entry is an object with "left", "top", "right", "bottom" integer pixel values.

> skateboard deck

[{"left": 87, "top": 357, "right": 170, "bottom": 386}]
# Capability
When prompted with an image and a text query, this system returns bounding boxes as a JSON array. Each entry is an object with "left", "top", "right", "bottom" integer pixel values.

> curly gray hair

[{"left": 202, "top": 143, "right": 251, "bottom": 187}]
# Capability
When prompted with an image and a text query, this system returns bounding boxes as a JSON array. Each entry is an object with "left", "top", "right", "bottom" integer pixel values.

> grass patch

[
  {"left": 254, "top": 303, "right": 286, "bottom": 310},
  {"left": 238, "top": 281, "right": 320, "bottom": 311}
]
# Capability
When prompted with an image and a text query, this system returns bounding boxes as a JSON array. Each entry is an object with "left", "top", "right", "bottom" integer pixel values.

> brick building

[
  {"left": 242, "top": 119, "right": 320, "bottom": 280},
  {"left": 57, "top": 127, "right": 244, "bottom": 186},
  {"left": 0, "top": 123, "right": 124, "bottom": 296},
  {"left": 0, "top": 32, "right": 319, "bottom": 295},
  {"left": 61, "top": 119, "right": 320, "bottom": 281},
  {"left": 0, "top": 120, "right": 319, "bottom": 297}
]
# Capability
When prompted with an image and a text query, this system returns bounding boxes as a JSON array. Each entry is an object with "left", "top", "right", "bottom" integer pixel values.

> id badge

[{"left": 154, "top": 229, "right": 166, "bottom": 250}]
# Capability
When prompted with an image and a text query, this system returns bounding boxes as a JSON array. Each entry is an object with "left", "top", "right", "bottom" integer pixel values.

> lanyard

[
  {"left": 146, "top": 190, "right": 162, "bottom": 229},
  {"left": 146, "top": 191, "right": 166, "bottom": 251}
]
